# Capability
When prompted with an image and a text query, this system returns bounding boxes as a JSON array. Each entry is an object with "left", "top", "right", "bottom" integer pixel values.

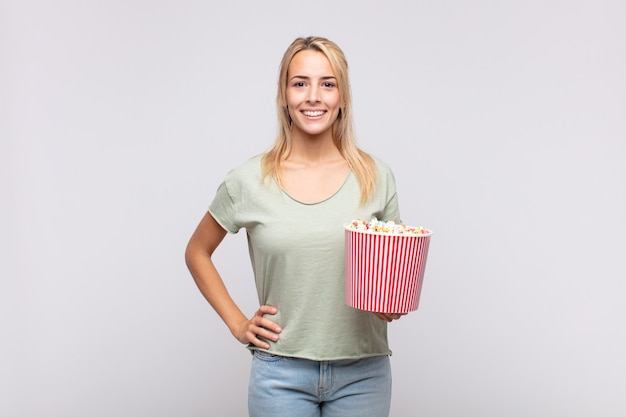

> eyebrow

[{"left": 289, "top": 75, "right": 337, "bottom": 81}]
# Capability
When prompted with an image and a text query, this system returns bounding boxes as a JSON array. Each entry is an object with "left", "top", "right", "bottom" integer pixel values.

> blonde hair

[{"left": 261, "top": 36, "right": 377, "bottom": 204}]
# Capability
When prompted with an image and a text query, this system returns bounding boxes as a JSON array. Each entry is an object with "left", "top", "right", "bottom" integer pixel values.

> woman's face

[{"left": 285, "top": 50, "right": 341, "bottom": 139}]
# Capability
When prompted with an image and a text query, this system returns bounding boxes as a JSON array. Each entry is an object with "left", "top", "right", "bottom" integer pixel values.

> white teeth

[{"left": 303, "top": 110, "right": 325, "bottom": 117}]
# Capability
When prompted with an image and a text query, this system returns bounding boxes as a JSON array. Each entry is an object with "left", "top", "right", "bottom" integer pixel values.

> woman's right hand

[{"left": 235, "top": 305, "right": 282, "bottom": 349}]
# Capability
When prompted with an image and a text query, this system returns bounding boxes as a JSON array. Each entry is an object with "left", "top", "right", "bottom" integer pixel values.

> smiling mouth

[{"left": 302, "top": 110, "right": 326, "bottom": 117}]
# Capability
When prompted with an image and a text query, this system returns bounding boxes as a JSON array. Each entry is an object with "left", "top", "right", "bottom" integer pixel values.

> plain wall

[{"left": 2, "top": 1, "right": 625, "bottom": 416}]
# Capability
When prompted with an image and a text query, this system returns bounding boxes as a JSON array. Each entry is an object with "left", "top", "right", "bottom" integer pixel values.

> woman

[{"left": 185, "top": 36, "right": 404, "bottom": 417}]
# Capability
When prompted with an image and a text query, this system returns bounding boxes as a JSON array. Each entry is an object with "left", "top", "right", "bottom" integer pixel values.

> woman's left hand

[{"left": 374, "top": 312, "right": 407, "bottom": 322}]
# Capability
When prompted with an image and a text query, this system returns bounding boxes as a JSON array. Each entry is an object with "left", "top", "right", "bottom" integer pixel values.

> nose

[{"left": 306, "top": 85, "right": 321, "bottom": 103}]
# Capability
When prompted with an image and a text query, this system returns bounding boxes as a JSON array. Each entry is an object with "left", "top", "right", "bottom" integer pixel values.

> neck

[{"left": 288, "top": 129, "right": 341, "bottom": 164}]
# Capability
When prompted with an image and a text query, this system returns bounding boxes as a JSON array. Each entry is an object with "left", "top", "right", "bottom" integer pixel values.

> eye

[
  {"left": 322, "top": 81, "right": 336, "bottom": 88},
  {"left": 293, "top": 81, "right": 306, "bottom": 87}
]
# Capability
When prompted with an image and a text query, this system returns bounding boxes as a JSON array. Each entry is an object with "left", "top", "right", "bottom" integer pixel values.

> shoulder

[
  {"left": 368, "top": 154, "right": 396, "bottom": 182},
  {"left": 215, "top": 155, "right": 265, "bottom": 200},
  {"left": 223, "top": 154, "right": 263, "bottom": 183},
  {"left": 371, "top": 155, "right": 393, "bottom": 171}
]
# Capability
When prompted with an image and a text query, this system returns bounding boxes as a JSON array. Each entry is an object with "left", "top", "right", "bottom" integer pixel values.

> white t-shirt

[{"left": 209, "top": 154, "right": 401, "bottom": 360}]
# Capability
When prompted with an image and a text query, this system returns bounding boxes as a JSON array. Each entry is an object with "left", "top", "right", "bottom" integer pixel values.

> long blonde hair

[{"left": 261, "top": 36, "right": 377, "bottom": 204}]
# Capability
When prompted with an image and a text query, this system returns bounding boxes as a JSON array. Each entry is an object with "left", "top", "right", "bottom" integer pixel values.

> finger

[
  {"left": 374, "top": 312, "right": 404, "bottom": 322},
  {"left": 247, "top": 324, "right": 280, "bottom": 349},
  {"left": 260, "top": 319, "right": 282, "bottom": 334},
  {"left": 374, "top": 313, "right": 392, "bottom": 322},
  {"left": 247, "top": 331, "right": 272, "bottom": 349},
  {"left": 257, "top": 305, "right": 278, "bottom": 316},
  {"left": 253, "top": 326, "right": 280, "bottom": 342},
  {"left": 250, "top": 313, "right": 282, "bottom": 333},
  {"left": 246, "top": 318, "right": 281, "bottom": 348},
  {"left": 253, "top": 306, "right": 282, "bottom": 333}
]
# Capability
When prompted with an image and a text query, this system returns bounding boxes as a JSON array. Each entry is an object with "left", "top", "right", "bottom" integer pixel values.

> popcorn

[
  {"left": 346, "top": 218, "right": 429, "bottom": 235},
  {"left": 344, "top": 217, "right": 433, "bottom": 312}
]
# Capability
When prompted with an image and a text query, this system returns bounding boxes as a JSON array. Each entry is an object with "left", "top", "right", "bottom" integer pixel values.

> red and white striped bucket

[{"left": 345, "top": 227, "right": 432, "bottom": 313}]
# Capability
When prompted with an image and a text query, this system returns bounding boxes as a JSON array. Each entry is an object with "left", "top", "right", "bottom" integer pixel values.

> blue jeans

[{"left": 248, "top": 351, "right": 392, "bottom": 417}]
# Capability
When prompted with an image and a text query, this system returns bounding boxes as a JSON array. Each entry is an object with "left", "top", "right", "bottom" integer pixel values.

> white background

[{"left": 2, "top": 1, "right": 625, "bottom": 416}]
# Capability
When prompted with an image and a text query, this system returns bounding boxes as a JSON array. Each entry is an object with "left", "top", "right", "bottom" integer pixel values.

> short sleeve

[
  {"left": 377, "top": 159, "right": 402, "bottom": 223},
  {"left": 383, "top": 191, "right": 401, "bottom": 223},
  {"left": 208, "top": 180, "right": 241, "bottom": 234}
]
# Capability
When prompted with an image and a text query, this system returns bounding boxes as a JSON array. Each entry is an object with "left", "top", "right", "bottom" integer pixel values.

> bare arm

[{"left": 184, "top": 212, "right": 281, "bottom": 348}]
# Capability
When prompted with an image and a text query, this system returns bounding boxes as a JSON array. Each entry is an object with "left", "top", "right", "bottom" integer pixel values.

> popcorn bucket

[{"left": 344, "top": 226, "right": 432, "bottom": 313}]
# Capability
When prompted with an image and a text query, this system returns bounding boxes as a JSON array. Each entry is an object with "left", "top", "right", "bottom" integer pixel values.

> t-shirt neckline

[{"left": 280, "top": 170, "right": 353, "bottom": 206}]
